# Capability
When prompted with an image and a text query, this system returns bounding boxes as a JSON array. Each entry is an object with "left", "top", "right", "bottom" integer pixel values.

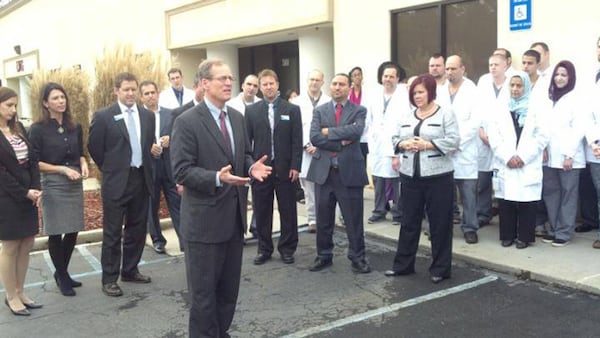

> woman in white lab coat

[
  {"left": 488, "top": 71, "right": 549, "bottom": 249},
  {"left": 541, "top": 61, "right": 586, "bottom": 247}
]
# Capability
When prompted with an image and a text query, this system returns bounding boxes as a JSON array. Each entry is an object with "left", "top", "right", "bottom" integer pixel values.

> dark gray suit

[
  {"left": 147, "top": 107, "right": 182, "bottom": 249},
  {"left": 171, "top": 100, "right": 254, "bottom": 337},
  {"left": 307, "top": 100, "right": 368, "bottom": 262},
  {"left": 88, "top": 103, "right": 155, "bottom": 284}
]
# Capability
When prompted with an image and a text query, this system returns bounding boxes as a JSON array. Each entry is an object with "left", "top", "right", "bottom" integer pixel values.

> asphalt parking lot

[{"left": 1, "top": 230, "right": 599, "bottom": 338}]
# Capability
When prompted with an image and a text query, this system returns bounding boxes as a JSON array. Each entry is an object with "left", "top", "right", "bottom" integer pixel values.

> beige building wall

[
  {"left": 3, "top": 0, "right": 600, "bottom": 99},
  {"left": 0, "top": 0, "right": 168, "bottom": 76}
]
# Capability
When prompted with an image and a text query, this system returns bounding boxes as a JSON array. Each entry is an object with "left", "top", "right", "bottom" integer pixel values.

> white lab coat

[
  {"left": 226, "top": 94, "right": 262, "bottom": 115},
  {"left": 158, "top": 86, "right": 195, "bottom": 109},
  {"left": 366, "top": 85, "right": 410, "bottom": 178},
  {"left": 585, "top": 83, "right": 600, "bottom": 164},
  {"left": 476, "top": 73, "right": 511, "bottom": 172},
  {"left": 292, "top": 93, "right": 331, "bottom": 177},
  {"left": 437, "top": 78, "right": 480, "bottom": 179},
  {"left": 488, "top": 104, "right": 549, "bottom": 202},
  {"left": 538, "top": 91, "right": 586, "bottom": 169}
]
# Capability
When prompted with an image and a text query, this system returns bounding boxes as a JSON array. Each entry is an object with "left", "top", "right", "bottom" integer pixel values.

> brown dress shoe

[
  {"left": 102, "top": 282, "right": 123, "bottom": 297},
  {"left": 121, "top": 272, "right": 151, "bottom": 284}
]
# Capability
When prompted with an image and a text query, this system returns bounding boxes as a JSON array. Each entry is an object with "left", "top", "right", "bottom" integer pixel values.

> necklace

[
  {"left": 57, "top": 126, "right": 64, "bottom": 134},
  {"left": 417, "top": 104, "right": 437, "bottom": 119}
]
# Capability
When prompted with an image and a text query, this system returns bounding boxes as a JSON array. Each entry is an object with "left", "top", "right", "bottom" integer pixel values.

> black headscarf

[{"left": 548, "top": 60, "right": 576, "bottom": 103}]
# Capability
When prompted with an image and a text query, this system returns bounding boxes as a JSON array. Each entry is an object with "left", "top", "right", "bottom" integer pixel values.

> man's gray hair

[{"left": 196, "top": 59, "right": 225, "bottom": 84}]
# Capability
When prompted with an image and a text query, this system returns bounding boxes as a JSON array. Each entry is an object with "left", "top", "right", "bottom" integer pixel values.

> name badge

[
  {"left": 280, "top": 115, "right": 290, "bottom": 121},
  {"left": 113, "top": 114, "right": 124, "bottom": 121}
]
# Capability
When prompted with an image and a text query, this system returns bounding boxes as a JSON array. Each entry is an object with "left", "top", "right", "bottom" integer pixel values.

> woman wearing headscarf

[
  {"left": 540, "top": 61, "right": 585, "bottom": 247},
  {"left": 487, "top": 71, "right": 549, "bottom": 249}
]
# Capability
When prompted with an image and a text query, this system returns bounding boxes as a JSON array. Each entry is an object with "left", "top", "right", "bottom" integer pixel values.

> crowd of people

[{"left": 1, "top": 37, "right": 600, "bottom": 336}]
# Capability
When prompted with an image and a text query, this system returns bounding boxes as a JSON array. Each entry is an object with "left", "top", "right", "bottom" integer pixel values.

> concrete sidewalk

[{"left": 33, "top": 178, "right": 600, "bottom": 295}]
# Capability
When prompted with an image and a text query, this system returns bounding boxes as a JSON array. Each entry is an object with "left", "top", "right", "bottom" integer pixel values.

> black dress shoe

[
  {"left": 515, "top": 240, "right": 529, "bottom": 249},
  {"left": 384, "top": 269, "right": 414, "bottom": 277},
  {"left": 153, "top": 242, "right": 166, "bottom": 254},
  {"left": 309, "top": 257, "right": 332, "bottom": 272},
  {"left": 5, "top": 298, "right": 30, "bottom": 316},
  {"left": 281, "top": 254, "right": 295, "bottom": 264},
  {"left": 253, "top": 253, "right": 271, "bottom": 265},
  {"left": 351, "top": 260, "right": 371, "bottom": 274},
  {"left": 501, "top": 239, "right": 514, "bottom": 247},
  {"left": 22, "top": 301, "right": 43, "bottom": 309},
  {"left": 121, "top": 272, "right": 152, "bottom": 283},
  {"left": 575, "top": 224, "right": 597, "bottom": 233},
  {"left": 367, "top": 215, "right": 385, "bottom": 224},
  {"left": 430, "top": 275, "right": 449, "bottom": 284},
  {"left": 102, "top": 282, "right": 123, "bottom": 297},
  {"left": 464, "top": 231, "right": 478, "bottom": 244}
]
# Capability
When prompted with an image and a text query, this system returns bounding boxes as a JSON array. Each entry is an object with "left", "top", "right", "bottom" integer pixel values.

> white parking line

[
  {"left": 77, "top": 246, "right": 102, "bottom": 272},
  {"left": 42, "top": 251, "right": 56, "bottom": 273},
  {"left": 282, "top": 274, "right": 499, "bottom": 338},
  {"left": 0, "top": 256, "right": 175, "bottom": 292}
]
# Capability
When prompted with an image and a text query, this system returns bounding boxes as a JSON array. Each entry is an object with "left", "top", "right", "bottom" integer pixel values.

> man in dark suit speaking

[
  {"left": 170, "top": 59, "right": 271, "bottom": 338},
  {"left": 306, "top": 73, "right": 371, "bottom": 274},
  {"left": 245, "top": 69, "right": 303, "bottom": 265},
  {"left": 88, "top": 72, "right": 156, "bottom": 297}
]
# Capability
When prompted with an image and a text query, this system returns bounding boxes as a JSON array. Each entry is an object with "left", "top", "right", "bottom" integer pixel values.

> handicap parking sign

[{"left": 510, "top": 0, "right": 532, "bottom": 31}]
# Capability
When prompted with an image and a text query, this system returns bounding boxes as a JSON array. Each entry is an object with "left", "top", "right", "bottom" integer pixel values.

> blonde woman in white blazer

[
  {"left": 488, "top": 71, "right": 549, "bottom": 249},
  {"left": 540, "top": 61, "right": 586, "bottom": 247}
]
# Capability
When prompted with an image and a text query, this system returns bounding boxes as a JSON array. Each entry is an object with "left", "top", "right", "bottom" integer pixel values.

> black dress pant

[
  {"left": 101, "top": 168, "right": 149, "bottom": 284},
  {"left": 579, "top": 164, "right": 599, "bottom": 228},
  {"left": 498, "top": 199, "right": 536, "bottom": 243},
  {"left": 392, "top": 173, "right": 454, "bottom": 278},
  {"left": 315, "top": 168, "right": 366, "bottom": 262},
  {"left": 252, "top": 172, "right": 298, "bottom": 257}
]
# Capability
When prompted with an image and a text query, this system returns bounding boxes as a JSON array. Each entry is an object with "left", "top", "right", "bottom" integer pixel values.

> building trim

[
  {"left": 165, "top": 0, "right": 225, "bottom": 49},
  {"left": 0, "top": 0, "right": 31, "bottom": 19}
]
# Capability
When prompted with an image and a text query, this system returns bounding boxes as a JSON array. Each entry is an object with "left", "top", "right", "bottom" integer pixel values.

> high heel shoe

[
  {"left": 5, "top": 298, "right": 30, "bottom": 316},
  {"left": 54, "top": 272, "right": 76, "bottom": 296}
]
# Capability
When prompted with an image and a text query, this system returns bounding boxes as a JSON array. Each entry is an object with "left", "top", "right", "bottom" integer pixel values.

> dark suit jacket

[
  {"left": 170, "top": 101, "right": 254, "bottom": 243},
  {"left": 0, "top": 122, "right": 41, "bottom": 201},
  {"left": 170, "top": 100, "right": 195, "bottom": 133},
  {"left": 245, "top": 98, "right": 302, "bottom": 178},
  {"left": 88, "top": 103, "right": 155, "bottom": 200},
  {"left": 154, "top": 106, "right": 175, "bottom": 180},
  {"left": 306, "top": 101, "right": 368, "bottom": 187}
]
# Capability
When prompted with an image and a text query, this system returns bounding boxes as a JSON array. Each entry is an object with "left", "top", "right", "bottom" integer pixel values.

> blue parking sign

[{"left": 510, "top": 0, "right": 532, "bottom": 31}]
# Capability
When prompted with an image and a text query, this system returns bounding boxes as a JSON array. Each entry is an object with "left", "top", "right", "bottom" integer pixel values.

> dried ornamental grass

[
  {"left": 29, "top": 68, "right": 91, "bottom": 156},
  {"left": 92, "top": 43, "right": 168, "bottom": 112}
]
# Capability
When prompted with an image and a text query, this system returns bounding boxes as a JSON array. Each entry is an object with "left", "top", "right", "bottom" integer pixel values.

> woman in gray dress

[{"left": 29, "top": 83, "right": 88, "bottom": 296}]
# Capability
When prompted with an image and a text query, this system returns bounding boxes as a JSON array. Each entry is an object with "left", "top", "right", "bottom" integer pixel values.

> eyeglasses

[{"left": 210, "top": 75, "right": 235, "bottom": 83}]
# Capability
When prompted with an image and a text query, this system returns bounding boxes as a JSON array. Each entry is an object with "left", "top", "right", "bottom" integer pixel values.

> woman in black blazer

[{"left": 0, "top": 87, "right": 43, "bottom": 316}]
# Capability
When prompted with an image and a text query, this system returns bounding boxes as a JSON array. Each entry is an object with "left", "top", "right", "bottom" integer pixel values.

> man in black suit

[
  {"left": 306, "top": 73, "right": 371, "bottom": 273},
  {"left": 170, "top": 60, "right": 271, "bottom": 338},
  {"left": 245, "top": 69, "right": 303, "bottom": 265},
  {"left": 88, "top": 72, "right": 155, "bottom": 297},
  {"left": 139, "top": 80, "right": 182, "bottom": 254}
]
